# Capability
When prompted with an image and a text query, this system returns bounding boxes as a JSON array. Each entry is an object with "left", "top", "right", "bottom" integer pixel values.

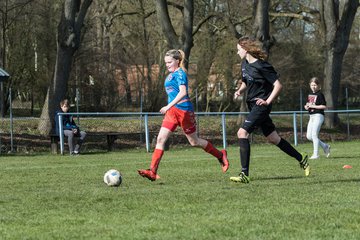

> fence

[{"left": 0, "top": 109, "right": 358, "bottom": 155}]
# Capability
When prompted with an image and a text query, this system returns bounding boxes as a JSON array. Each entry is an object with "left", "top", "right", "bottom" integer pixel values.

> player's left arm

[
  {"left": 309, "top": 103, "right": 327, "bottom": 110},
  {"left": 160, "top": 85, "right": 187, "bottom": 114},
  {"left": 256, "top": 80, "right": 282, "bottom": 106},
  {"left": 266, "top": 80, "right": 282, "bottom": 105},
  {"left": 309, "top": 93, "right": 327, "bottom": 110}
]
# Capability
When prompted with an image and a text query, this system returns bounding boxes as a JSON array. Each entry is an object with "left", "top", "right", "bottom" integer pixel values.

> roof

[{"left": 0, "top": 68, "right": 10, "bottom": 81}]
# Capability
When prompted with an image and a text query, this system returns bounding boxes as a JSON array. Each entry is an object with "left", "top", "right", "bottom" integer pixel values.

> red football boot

[{"left": 137, "top": 169, "right": 160, "bottom": 181}]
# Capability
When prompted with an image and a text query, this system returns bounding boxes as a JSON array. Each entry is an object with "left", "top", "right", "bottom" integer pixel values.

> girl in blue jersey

[
  {"left": 230, "top": 37, "right": 309, "bottom": 184},
  {"left": 304, "top": 77, "right": 331, "bottom": 159},
  {"left": 138, "top": 49, "right": 229, "bottom": 181}
]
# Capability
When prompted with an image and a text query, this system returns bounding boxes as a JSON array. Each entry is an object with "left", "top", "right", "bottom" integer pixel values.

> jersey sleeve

[
  {"left": 176, "top": 70, "right": 188, "bottom": 86},
  {"left": 316, "top": 92, "right": 326, "bottom": 106},
  {"left": 260, "top": 61, "right": 279, "bottom": 84}
]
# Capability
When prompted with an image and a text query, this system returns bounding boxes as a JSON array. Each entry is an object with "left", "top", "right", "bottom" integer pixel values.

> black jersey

[
  {"left": 241, "top": 59, "right": 279, "bottom": 102},
  {"left": 307, "top": 91, "right": 326, "bottom": 115}
]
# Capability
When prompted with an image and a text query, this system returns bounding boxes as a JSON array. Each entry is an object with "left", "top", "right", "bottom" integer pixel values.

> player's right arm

[
  {"left": 234, "top": 81, "right": 247, "bottom": 99},
  {"left": 160, "top": 84, "right": 187, "bottom": 114}
]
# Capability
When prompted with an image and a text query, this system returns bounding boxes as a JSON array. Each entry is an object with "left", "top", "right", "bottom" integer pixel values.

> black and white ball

[{"left": 104, "top": 169, "right": 122, "bottom": 186}]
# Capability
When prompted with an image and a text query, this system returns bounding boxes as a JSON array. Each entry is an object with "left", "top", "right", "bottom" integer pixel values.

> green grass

[{"left": 1, "top": 141, "right": 360, "bottom": 239}]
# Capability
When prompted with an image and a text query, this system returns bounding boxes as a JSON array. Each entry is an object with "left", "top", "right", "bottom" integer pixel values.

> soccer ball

[{"left": 103, "top": 169, "right": 122, "bottom": 186}]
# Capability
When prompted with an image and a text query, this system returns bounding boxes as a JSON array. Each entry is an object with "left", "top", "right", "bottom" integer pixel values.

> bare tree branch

[{"left": 269, "top": 12, "right": 313, "bottom": 22}]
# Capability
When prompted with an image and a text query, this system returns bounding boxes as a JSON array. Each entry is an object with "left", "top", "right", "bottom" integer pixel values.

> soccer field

[{"left": 1, "top": 141, "right": 360, "bottom": 239}]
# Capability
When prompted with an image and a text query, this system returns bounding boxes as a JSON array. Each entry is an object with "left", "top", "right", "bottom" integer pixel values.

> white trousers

[{"left": 306, "top": 113, "right": 327, "bottom": 156}]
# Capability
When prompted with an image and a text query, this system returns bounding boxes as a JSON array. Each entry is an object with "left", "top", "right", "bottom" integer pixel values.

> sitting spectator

[{"left": 55, "top": 99, "right": 86, "bottom": 155}]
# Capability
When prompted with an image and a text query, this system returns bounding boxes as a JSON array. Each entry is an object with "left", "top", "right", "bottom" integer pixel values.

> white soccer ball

[{"left": 103, "top": 169, "right": 122, "bottom": 186}]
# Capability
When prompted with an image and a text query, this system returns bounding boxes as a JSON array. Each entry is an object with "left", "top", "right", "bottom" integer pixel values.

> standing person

[
  {"left": 138, "top": 49, "right": 229, "bottom": 181},
  {"left": 55, "top": 99, "right": 87, "bottom": 155},
  {"left": 304, "top": 77, "right": 331, "bottom": 159},
  {"left": 230, "top": 36, "right": 309, "bottom": 184}
]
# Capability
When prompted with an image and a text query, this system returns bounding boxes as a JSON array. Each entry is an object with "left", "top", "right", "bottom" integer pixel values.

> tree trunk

[
  {"left": 38, "top": 0, "right": 93, "bottom": 134},
  {"left": 323, "top": 49, "right": 343, "bottom": 127},
  {"left": 148, "top": 0, "right": 195, "bottom": 110},
  {"left": 181, "top": 0, "right": 194, "bottom": 69},
  {"left": 155, "top": 0, "right": 194, "bottom": 70},
  {"left": 253, "top": 0, "right": 273, "bottom": 54},
  {"left": 320, "top": 0, "right": 359, "bottom": 127}
]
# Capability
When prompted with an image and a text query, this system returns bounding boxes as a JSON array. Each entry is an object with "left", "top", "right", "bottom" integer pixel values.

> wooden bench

[{"left": 50, "top": 132, "right": 123, "bottom": 154}]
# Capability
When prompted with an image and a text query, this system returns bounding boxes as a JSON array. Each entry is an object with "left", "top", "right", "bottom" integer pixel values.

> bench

[{"left": 50, "top": 132, "right": 123, "bottom": 154}]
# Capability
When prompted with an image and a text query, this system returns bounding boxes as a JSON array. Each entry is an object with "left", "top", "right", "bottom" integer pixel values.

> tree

[
  {"left": 154, "top": 0, "right": 248, "bottom": 111},
  {"left": 319, "top": 0, "right": 359, "bottom": 127},
  {"left": 253, "top": 0, "right": 274, "bottom": 54},
  {"left": 155, "top": 0, "right": 194, "bottom": 70},
  {"left": 38, "top": 0, "right": 93, "bottom": 134},
  {"left": 252, "top": 0, "right": 358, "bottom": 125},
  {"left": 192, "top": 0, "right": 220, "bottom": 111},
  {"left": 2, "top": 0, "right": 358, "bottom": 121},
  {"left": 0, "top": 0, "right": 34, "bottom": 116}
]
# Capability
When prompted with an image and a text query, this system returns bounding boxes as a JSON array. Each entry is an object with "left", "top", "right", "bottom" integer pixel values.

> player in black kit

[{"left": 230, "top": 37, "right": 309, "bottom": 183}]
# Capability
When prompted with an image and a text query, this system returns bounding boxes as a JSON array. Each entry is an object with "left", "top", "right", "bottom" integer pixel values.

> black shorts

[{"left": 242, "top": 103, "right": 275, "bottom": 137}]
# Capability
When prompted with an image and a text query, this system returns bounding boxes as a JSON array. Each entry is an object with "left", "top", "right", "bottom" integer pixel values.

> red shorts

[{"left": 162, "top": 107, "right": 196, "bottom": 134}]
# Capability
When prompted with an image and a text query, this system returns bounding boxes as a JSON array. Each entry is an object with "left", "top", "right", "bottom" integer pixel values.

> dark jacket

[{"left": 55, "top": 111, "right": 79, "bottom": 135}]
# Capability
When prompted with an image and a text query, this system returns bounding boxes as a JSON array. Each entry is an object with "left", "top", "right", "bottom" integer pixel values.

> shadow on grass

[
  {"left": 255, "top": 175, "right": 303, "bottom": 181},
  {"left": 314, "top": 178, "right": 360, "bottom": 183},
  {"left": 256, "top": 175, "right": 360, "bottom": 184},
  {"left": 326, "top": 156, "right": 360, "bottom": 159}
]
